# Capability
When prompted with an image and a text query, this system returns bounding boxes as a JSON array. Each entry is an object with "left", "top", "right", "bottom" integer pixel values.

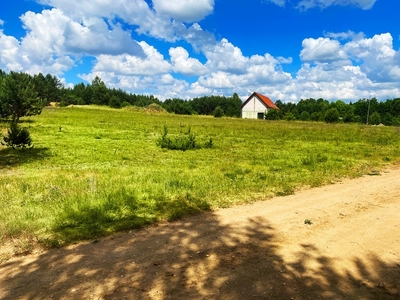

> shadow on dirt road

[{"left": 1, "top": 211, "right": 399, "bottom": 299}]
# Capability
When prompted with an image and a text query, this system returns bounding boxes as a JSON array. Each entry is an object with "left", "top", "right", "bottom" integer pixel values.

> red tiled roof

[{"left": 241, "top": 92, "right": 280, "bottom": 110}]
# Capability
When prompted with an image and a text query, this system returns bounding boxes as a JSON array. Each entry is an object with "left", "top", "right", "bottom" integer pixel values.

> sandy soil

[{"left": 1, "top": 167, "right": 400, "bottom": 299}]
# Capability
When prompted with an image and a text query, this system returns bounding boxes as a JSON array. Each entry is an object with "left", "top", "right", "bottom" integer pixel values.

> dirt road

[{"left": 1, "top": 167, "right": 400, "bottom": 299}]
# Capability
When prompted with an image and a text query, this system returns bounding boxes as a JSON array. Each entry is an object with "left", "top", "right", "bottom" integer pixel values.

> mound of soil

[{"left": 144, "top": 103, "right": 167, "bottom": 113}]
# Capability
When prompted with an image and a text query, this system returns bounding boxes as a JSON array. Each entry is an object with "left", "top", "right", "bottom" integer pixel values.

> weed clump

[{"left": 157, "top": 125, "right": 212, "bottom": 151}]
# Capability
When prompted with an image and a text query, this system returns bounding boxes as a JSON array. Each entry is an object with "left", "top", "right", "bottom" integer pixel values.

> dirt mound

[{"left": 144, "top": 103, "right": 167, "bottom": 113}]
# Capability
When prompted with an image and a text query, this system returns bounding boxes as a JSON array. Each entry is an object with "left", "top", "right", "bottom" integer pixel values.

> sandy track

[{"left": 1, "top": 167, "right": 400, "bottom": 299}]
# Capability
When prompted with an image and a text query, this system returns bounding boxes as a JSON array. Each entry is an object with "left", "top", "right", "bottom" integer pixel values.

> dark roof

[{"left": 241, "top": 92, "right": 280, "bottom": 110}]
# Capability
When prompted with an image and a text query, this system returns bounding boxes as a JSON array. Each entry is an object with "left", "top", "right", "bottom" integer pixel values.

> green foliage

[
  {"left": 213, "top": 106, "right": 224, "bottom": 118},
  {"left": 204, "top": 137, "right": 213, "bottom": 148},
  {"left": 275, "top": 97, "right": 400, "bottom": 125},
  {"left": 59, "top": 76, "right": 161, "bottom": 107},
  {"left": 121, "top": 101, "right": 131, "bottom": 107},
  {"left": 91, "top": 76, "right": 109, "bottom": 105},
  {"left": 4, "top": 69, "right": 400, "bottom": 126},
  {"left": 109, "top": 96, "right": 122, "bottom": 108},
  {"left": 157, "top": 125, "right": 213, "bottom": 151},
  {"left": 157, "top": 125, "right": 195, "bottom": 151},
  {"left": 163, "top": 93, "right": 242, "bottom": 117},
  {"left": 264, "top": 109, "right": 282, "bottom": 120},
  {"left": 310, "top": 112, "right": 322, "bottom": 121},
  {"left": 284, "top": 112, "right": 296, "bottom": 121},
  {"left": 369, "top": 111, "right": 381, "bottom": 125},
  {"left": 58, "top": 94, "right": 85, "bottom": 106},
  {"left": 300, "top": 111, "right": 311, "bottom": 121},
  {"left": 324, "top": 108, "right": 339, "bottom": 123},
  {"left": 32, "top": 73, "right": 62, "bottom": 104},
  {"left": 0, "top": 71, "right": 45, "bottom": 121},
  {"left": 343, "top": 112, "right": 356, "bottom": 123},
  {"left": 2, "top": 121, "right": 32, "bottom": 149}
]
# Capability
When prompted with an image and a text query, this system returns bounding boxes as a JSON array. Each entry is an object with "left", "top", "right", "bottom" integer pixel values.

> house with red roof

[{"left": 241, "top": 92, "right": 280, "bottom": 119}]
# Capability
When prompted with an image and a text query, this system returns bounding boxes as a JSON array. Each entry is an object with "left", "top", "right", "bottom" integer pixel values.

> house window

[{"left": 257, "top": 112, "right": 264, "bottom": 119}]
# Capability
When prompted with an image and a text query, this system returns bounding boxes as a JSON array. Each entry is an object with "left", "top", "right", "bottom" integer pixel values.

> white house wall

[{"left": 241, "top": 95, "right": 268, "bottom": 119}]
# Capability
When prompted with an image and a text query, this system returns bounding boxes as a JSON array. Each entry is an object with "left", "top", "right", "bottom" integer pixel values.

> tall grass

[{"left": 1, "top": 105, "right": 400, "bottom": 253}]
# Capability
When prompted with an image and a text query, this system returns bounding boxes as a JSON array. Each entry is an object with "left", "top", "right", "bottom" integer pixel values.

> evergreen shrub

[{"left": 2, "top": 121, "right": 33, "bottom": 149}]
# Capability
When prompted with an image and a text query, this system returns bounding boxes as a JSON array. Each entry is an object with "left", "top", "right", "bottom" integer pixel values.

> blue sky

[{"left": 1, "top": 0, "right": 399, "bottom": 102}]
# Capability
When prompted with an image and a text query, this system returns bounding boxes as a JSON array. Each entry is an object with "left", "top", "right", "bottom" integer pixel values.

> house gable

[{"left": 241, "top": 92, "right": 279, "bottom": 119}]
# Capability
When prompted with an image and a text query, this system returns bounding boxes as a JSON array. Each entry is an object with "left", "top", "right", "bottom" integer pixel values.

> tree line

[
  {"left": 1, "top": 69, "right": 400, "bottom": 125},
  {"left": 48, "top": 74, "right": 241, "bottom": 117},
  {"left": 266, "top": 98, "right": 400, "bottom": 126}
]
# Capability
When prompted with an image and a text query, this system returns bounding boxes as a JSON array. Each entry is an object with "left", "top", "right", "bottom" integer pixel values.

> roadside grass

[{"left": 1, "top": 105, "right": 400, "bottom": 256}]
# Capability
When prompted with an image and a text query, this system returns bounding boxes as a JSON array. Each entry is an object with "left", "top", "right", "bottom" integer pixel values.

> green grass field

[{"left": 1, "top": 105, "right": 400, "bottom": 255}]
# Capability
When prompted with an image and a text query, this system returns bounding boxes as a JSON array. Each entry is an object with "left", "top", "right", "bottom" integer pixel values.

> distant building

[{"left": 241, "top": 92, "right": 280, "bottom": 119}]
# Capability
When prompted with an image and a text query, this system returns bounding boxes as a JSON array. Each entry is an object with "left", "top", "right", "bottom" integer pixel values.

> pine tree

[
  {"left": 2, "top": 121, "right": 32, "bottom": 149},
  {"left": 0, "top": 71, "right": 45, "bottom": 121}
]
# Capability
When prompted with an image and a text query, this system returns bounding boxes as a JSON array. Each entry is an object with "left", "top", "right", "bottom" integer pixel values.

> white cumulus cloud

[
  {"left": 198, "top": 71, "right": 236, "bottom": 89},
  {"left": 169, "top": 47, "right": 207, "bottom": 76},
  {"left": 19, "top": 9, "right": 68, "bottom": 61},
  {"left": 90, "top": 42, "right": 171, "bottom": 76},
  {"left": 38, "top": 0, "right": 189, "bottom": 42},
  {"left": 344, "top": 33, "right": 399, "bottom": 82},
  {"left": 203, "top": 38, "right": 248, "bottom": 74},
  {"left": 0, "top": 9, "right": 74, "bottom": 75},
  {"left": 300, "top": 37, "right": 347, "bottom": 62},
  {"left": 152, "top": 0, "right": 214, "bottom": 22},
  {"left": 0, "top": 31, "right": 22, "bottom": 71},
  {"left": 293, "top": 32, "right": 400, "bottom": 101},
  {"left": 63, "top": 17, "right": 144, "bottom": 56}
]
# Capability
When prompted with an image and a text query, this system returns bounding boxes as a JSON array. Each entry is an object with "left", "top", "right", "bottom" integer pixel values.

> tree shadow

[
  {"left": 0, "top": 119, "right": 35, "bottom": 124},
  {"left": 17, "top": 119, "right": 35, "bottom": 124},
  {"left": 0, "top": 147, "right": 50, "bottom": 168},
  {"left": 50, "top": 190, "right": 211, "bottom": 245},
  {"left": 0, "top": 213, "right": 399, "bottom": 299}
]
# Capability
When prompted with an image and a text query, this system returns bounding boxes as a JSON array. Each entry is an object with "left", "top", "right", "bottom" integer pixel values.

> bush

[
  {"left": 284, "top": 112, "right": 296, "bottom": 121},
  {"left": 300, "top": 111, "right": 311, "bottom": 121},
  {"left": 2, "top": 121, "right": 33, "bottom": 149},
  {"left": 369, "top": 111, "right": 381, "bottom": 125},
  {"left": 213, "top": 106, "right": 224, "bottom": 118},
  {"left": 264, "top": 109, "right": 282, "bottom": 120},
  {"left": 343, "top": 112, "right": 356, "bottom": 123},
  {"left": 157, "top": 125, "right": 195, "bottom": 151},
  {"left": 58, "top": 95, "right": 85, "bottom": 106},
  {"left": 391, "top": 116, "right": 400, "bottom": 126},
  {"left": 157, "top": 125, "right": 212, "bottom": 151},
  {"left": 109, "top": 96, "right": 122, "bottom": 109},
  {"left": 310, "top": 112, "right": 322, "bottom": 122},
  {"left": 324, "top": 108, "right": 339, "bottom": 123},
  {"left": 121, "top": 101, "right": 131, "bottom": 108}
]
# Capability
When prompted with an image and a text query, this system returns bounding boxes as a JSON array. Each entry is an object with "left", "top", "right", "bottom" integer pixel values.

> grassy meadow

[{"left": 1, "top": 105, "right": 400, "bottom": 255}]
